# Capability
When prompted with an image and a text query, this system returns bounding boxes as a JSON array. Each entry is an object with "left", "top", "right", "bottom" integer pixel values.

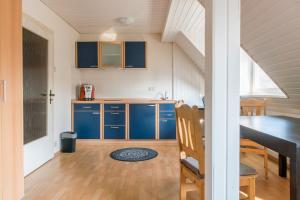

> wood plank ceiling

[
  {"left": 164, "top": 0, "right": 300, "bottom": 117},
  {"left": 41, "top": 0, "right": 170, "bottom": 34},
  {"left": 241, "top": 0, "right": 300, "bottom": 117}
]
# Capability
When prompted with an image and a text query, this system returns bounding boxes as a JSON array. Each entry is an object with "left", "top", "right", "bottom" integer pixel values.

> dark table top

[{"left": 240, "top": 116, "right": 300, "bottom": 148}]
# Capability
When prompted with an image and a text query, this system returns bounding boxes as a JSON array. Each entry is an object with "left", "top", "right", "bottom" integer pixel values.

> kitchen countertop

[{"left": 72, "top": 98, "right": 177, "bottom": 104}]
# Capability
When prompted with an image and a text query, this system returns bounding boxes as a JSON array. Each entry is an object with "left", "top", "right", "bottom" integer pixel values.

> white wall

[
  {"left": 23, "top": 0, "right": 79, "bottom": 152},
  {"left": 21, "top": 0, "right": 204, "bottom": 155},
  {"left": 72, "top": 34, "right": 205, "bottom": 106},
  {"left": 173, "top": 44, "right": 205, "bottom": 106},
  {"left": 73, "top": 34, "right": 173, "bottom": 99}
]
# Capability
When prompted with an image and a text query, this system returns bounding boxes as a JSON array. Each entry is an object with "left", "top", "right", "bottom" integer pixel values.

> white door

[{"left": 23, "top": 15, "right": 54, "bottom": 176}]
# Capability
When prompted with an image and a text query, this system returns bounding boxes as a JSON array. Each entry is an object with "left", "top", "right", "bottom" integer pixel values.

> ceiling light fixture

[{"left": 118, "top": 17, "right": 135, "bottom": 25}]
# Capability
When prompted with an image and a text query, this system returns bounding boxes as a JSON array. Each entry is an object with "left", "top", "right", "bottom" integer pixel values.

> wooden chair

[
  {"left": 176, "top": 104, "right": 257, "bottom": 200},
  {"left": 240, "top": 99, "right": 269, "bottom": 178}
]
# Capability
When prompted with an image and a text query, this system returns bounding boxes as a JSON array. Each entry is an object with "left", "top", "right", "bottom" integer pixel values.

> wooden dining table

[{"left": 240, "top": 115, "right": 300, "bottom": 200}]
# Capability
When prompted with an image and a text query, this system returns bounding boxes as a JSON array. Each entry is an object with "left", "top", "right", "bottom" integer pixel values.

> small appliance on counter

[{"left": 79, "top": 84, "right": 95, "bottom": 101}]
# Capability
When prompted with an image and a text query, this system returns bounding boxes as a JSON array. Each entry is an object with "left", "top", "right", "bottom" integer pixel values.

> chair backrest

[
  {"left": 175, "top": 104, "right": 205, "bottom": 175},
  {"left": 240, "top": 99, "right": 265, "bottom": 116}
]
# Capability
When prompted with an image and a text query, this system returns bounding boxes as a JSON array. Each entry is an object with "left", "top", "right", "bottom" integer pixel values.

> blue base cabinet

[
  {"left": 104, "top": 104, "right": 126, "bottom": 139},
  {"left": 129, "top": 104, "right": 156, "bottom": 139},
  {"left": 74, "top": 104, "right": 100, "bottom": 139},
  {"left": 159, "top": 104, "right": 176, "bottom": 139}
]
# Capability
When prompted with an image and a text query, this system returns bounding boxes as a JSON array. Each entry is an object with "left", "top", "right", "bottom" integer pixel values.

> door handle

[
  {"left": 111, "top": 126, "right": 119, "bottom": 129},
  {"left": 49, "top": 90, "right": 55, "bottom": 104},
  {"left": 0, "top": 80, "right": 7, "bottom": 103},
  {"left": 91, "top": 112, "right": 100, "bottom": 115}
]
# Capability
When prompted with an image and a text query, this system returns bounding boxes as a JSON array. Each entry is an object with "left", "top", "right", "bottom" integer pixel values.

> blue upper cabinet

[
  {"left": 124, "top": 41, "right": 146, "bottom": 68},
  {"left": 129, "top": 104, "right": 156, "bottom": 139},
  {"left": 74, "top": 103, "right": 100, "bottom": 139},
  {"left": 76, "top": 42, "right": 99, "bottom": 68}
]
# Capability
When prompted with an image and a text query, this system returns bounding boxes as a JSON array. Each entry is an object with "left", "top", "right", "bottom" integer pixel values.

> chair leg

[
  {"left": 180, "top": 174, "right": 187, "bottom": 200},
  {"left": 264, "top": 148, "right": 269, "bottom": 179},
  {"left": 247, "top": 178, "right": 256, "bottom": 200}
]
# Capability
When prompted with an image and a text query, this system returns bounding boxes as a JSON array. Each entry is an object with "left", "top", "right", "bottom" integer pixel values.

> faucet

[{"left": 161, "top": 91, "right": 168, "bottom": 100}]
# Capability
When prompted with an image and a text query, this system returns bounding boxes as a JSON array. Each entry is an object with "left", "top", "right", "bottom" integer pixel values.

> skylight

[{"left": 240, "top": 48, "right": 286, "bottom": 98}]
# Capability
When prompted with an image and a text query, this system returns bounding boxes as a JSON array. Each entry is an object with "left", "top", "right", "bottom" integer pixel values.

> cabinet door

[
  {"left": 100, "top": 42, "right": 122, "bottom": 67},
  {"left": 74, "top": 111, "right": 100, "bottom": 139},
  {"left": 76, "top": 42, "right": 98, "bottom": 68},
  {"left": 159, "top": 119, "right": 176, "bottom": 139},
  {"left": 125, "top": 42, "right": 146, "bottom": 68},
  {"left": 129, "top": 104, "right": 156, "bottom": 139}
]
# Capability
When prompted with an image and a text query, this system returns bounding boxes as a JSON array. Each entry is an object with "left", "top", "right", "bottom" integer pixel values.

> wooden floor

[{"left": 24, "top": 142, "right": 289, "bottom": 200}]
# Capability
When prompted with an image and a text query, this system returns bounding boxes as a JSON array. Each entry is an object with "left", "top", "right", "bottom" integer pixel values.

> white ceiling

[
  {"left": 162, "top": 0, "right": 205, "bottom": 53},
  {"left": 241, "top": 0, "right": 300, "bottom": 117},
  {"left": 41, "top": 0, "right": 170, "bottom": 34}
]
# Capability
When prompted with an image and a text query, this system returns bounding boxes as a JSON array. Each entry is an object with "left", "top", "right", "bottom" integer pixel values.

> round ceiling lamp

[{"left": 118, "top": 17, "right": 135, "bottom": 25}]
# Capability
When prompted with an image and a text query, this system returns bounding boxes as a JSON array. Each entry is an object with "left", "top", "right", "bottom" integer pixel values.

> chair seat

[
  {"left": 240, "top": 163, "right": 257, "bottom": 176},
  {"left": 181, "top": 157, "right": 256, "bottom": 178}
]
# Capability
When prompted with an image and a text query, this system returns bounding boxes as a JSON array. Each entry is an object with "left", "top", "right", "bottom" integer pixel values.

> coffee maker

[{"left": 79, "top": 84, "right": 95, "bottom": 101}]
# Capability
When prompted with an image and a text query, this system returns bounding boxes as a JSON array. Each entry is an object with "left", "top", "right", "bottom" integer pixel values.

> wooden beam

[{"left": 204, "top": 0, "right": 240, "bottom": 199}]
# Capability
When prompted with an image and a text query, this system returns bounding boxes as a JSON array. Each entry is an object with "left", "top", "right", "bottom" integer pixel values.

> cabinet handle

[
  {"left": 161, "top": 120, "right": 168, "bottom": 122},
  {"left": 147, "top": 105, "right": 155, "bottom": 107},
  {"left": 112, "top": 112, "right": 119, "bottom": 115},
  {"left": 111, "top": 106, "right": 119, "bottom": 109},
  {"left": 83, "top": 106, "right": 92, "bottom": 109},
  {"left": 111, "top": 126, "right": 119, "bottom": 129},
  {"left": 0, "top": 80, "right": 7, "bottom": 103},
  {"left": 91, "top": 112, "right": 100, "bottom": 115}
]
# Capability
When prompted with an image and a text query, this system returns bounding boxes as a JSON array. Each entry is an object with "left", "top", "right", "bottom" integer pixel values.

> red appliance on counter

[{"left": 79, "top": 84, "right": 95, "bottom": 101}]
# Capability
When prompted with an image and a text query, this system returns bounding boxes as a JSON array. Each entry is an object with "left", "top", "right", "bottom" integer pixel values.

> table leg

[
  {"left": 290, "top": 152, "right": 300, "bottom": 200},
  {"left": 279, "top": 154, "right": 287, "bottom": 177}
]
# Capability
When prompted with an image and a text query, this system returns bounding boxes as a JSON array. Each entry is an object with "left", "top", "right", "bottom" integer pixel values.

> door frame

[{"left": 22, "top": 14, "right": 55, "bottom": 176}]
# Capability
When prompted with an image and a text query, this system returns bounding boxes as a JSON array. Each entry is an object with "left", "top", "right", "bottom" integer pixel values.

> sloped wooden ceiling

[
  {"left": 164, "top": 0, "right": 300, "bottom": 117},
  {"left": 241, "top": 0, "right": 300, "bottom": 117}
]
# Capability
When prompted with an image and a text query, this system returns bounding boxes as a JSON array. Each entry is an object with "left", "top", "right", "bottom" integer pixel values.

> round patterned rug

[{"left": 110, "top": 147, "right": 158, "bottom": 162}]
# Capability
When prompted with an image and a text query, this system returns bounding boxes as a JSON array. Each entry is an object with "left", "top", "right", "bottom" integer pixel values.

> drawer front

[
  {"left": 159, "top": 112, "right": 175, "bottom": 119},
  {"left": 159, "top": 119, "right": 176, "bottom": 139},
  {"left": 159, "top": 104, "right": 175, "bottom": 112},
  {"left": 104, "top": 104, "right": 125, "bottom": 111},
  {"left": 104, "top": 126, "right": 125, "bottom": 139},
  {"left": 104, "top": 111, "right": 125, "bottom": 125},
  {"left": 74, "top": 103, "right": 100, "bottom": 111}
]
